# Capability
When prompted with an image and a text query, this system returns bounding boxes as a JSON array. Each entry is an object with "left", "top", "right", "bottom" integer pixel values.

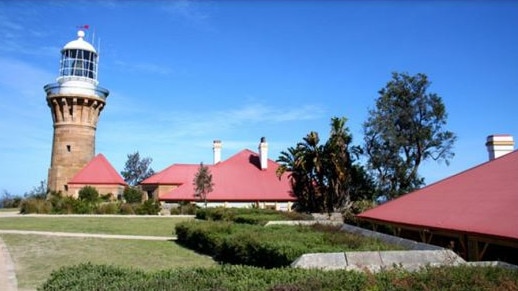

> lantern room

[{"left": 58, "top": 30, "right": 98, "bottom": 84}]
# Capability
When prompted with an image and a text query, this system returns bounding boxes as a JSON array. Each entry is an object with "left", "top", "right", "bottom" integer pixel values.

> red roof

[
  {"left": 140, "top": 164, "right": 199, "bottom": 185},
  {"left": 157, "top": 149, "right": 295, "bottom": 202},
  {"left": 357, "top": 150, "right": 518, "bottom": 241},
  {"left": 68, "top": 154, "right": 127, "bottom": 186}
]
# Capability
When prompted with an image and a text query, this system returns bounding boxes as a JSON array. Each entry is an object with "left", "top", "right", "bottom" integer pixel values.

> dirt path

[
  {"left": 0, "top": 237, "right": 17, "bottom": 291},
  {"left": 0, "top": 230, "right": 175, "bottom": 241}
]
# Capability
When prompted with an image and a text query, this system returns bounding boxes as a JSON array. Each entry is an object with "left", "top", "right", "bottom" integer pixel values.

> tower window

[{"left": 66, "top": 145, "right": 71, "bottom": 152}]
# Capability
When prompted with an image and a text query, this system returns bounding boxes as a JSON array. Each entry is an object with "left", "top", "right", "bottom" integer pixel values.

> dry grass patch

[{"left": 1, "top": 234, "right": 216, "bottom": 290}]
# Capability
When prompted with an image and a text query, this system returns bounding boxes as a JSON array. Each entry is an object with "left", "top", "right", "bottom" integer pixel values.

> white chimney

[
  {"left": 213, "top": 140, "right": 222, "bottom": 164},
  {"left": 486, "top": 134, "right": 514, "bottom": 160},
  {"left": 259, "top": 137, "right": 268, "bottom": 170}
]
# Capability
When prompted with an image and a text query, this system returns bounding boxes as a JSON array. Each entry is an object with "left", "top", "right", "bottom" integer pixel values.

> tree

[
  {"left": 363, "top": 72, "right": 456, "bottom": 200},
  {"left": 78, "top": 186, "right": 99, "bottom": 203},
  {"left": 123, "top": 187, "right": 143, "bottom": 204},
  {"left": 277, "top": 117, "right": 370, "bottom": 214},
  {"left": 121, "top": 152, "right": 155, "bottom": 186},
  {"left": 24, "top": 180, "right": 48, "bottom": 199},
  {"left": 193, "top": 162, "right": 214, "bottom": 208}
]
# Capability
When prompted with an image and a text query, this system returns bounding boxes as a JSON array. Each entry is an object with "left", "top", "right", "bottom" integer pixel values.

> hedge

[
  {"left": 40, "top": 263, "right": 518, "bottom": 290},
  {"left": 175, "top": 221, "right": 401, "bottom": 268},
  {"left": 195, "top": 207, "right": 313, "bottom": 225}
]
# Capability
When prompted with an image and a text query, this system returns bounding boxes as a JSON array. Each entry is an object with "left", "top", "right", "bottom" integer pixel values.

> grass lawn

[
  {"left": 0, "top": 208, "right": 18, "bottom": 212},
  {"left": 0, "top": 216, "right": 193, "bottom": 236},
  {"left": 1, "top": 234, "right": 217, "bottom": 290}
]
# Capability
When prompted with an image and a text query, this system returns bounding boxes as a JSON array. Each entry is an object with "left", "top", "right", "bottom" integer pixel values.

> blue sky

[{"left": 1, "top": 0, "right": 517, "bottom": 195}]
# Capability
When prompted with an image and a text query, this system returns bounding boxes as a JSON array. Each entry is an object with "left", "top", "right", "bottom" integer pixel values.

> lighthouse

[{"left": 44, "top": 29, "right": 109, "bottom": 194}]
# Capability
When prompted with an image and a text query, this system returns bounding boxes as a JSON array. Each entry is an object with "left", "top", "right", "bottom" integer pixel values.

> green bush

[
  {"left": 95, "top": 202, "right": 120, "bottom": 214},
  {"left": 100, "top": 193, "right": 113, "bottom": 202},
  {"left": 195, "top": 207, "right": 312, "bottom": 225},
  {"left": 175, "top": 221, "right": 400, "bottom": 268},
  {"left": 134, "top": 199, "right": 161, "bottom": 215},
  {"left": 19, "top": 198, "right": 52, "bottom": 214},
  {"left": 78, "top": 186, "right": 99, "bottom": 203},
  {"left": 342, "top": 200, "right": 376, "bottom": 226},
  {"left": 40, "top": 263, "right": 518, "bottom": 291},
  {"left": 48, "top": 192, "right": 76, "bottom": 214},
  {"left": 170, "top": 202, "right": 198, "bottom": 215},
  {"left": 119, "top": 203, "right": 135, "bottom": 215},
  {"left": 123, "top": 187, "right": 143, "bottom": 204}
]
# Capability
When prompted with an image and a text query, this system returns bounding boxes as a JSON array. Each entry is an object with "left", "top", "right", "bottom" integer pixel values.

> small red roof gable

[
  {"left": 357, "top": 150, "right": 518, "bottom": 241},
  {"left": 140, "top": 164, "right": 200, "bottom": 185},
  {"left": 68, "top": 154, "right": 127, "bottom": 186},
  {"left": 160, "top": 149, "right": 295, "bottom": 202}
]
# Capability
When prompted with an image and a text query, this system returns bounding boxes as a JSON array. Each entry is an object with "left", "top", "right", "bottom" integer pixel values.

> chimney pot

[
  {"left": 213, "top": 140, "right": 222, "bottom": 164},
  {"left": 486, "top": 134, "right": 514, "bottom": 160},
  {"left": 259, "top": 137, "right": 268, "bottom": 170}
]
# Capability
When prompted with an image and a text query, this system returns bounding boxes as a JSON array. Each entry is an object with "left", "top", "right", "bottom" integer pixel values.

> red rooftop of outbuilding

[
  {"left": 141, "top": 164, "right": 200, "bottom": 185},
  {"left": 158, "top": 149, "right": 295, "bottom": 202},
  {"left": 68, "top": 154, "right": 127, "bottom": 186},
  {"left": 357, "top": 150, "right": 518, "bottom": 241}
]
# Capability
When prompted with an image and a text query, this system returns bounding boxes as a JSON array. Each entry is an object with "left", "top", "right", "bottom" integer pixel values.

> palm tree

[{"left": 277, "top": 117, "right": 363, "bottom": 214}]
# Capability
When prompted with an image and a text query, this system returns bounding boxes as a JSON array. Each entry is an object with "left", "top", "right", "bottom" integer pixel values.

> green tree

[
  {"left": 78, "top": 186, "right": 99, "bottom": 203},
  {"left": 363, "top": 72, "right": 456, "bottom": 200},
  {"left": 123, "top": 187, "right": 143, "bottom": 204},
  {"left": 193, "top": 162, "right": 214, "bottom": 208},
  {"left": 277, "top": 117, "right": 369, "bottom": 214},
  {"left": 121, "top": 152, "right": 155, "bottom": 186}
]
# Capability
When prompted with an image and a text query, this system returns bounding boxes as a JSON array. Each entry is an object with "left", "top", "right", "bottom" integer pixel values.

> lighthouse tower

[{"left": 44, "top": 30, "right": 109, "bottom": 194}]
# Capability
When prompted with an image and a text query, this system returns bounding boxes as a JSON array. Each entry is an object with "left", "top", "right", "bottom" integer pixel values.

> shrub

[
  {"left": 119, "top": 203, "right": 135, "bottom": 215},
  {"left": 134, "top": 199, "right": 161, "bottom": 215},
  {"left": 40, "top": 263, "right": 518, "bottom": 291},
  {"left": 78, "top": 186, "right": 99, "bottom": 203},
  {"left": 176, "top": 220, "right": 402, "bottom": 268},
  {"left": 19, "top": 198, "right": 52, "bottom": 214},
  {"left": 195, "top": 207, "right": 310, "bottom": 224},
  {"left": 95, "top": 202, "right": 120, "bottom": 214},
  {"left": 100, "top": 193, "right": 113, "bottom": 202},
  {"left": 342, "top": 200, "right": 376, "bottom": 226},
  {"left": 123, "top": 187, "right": 143, "bottom": 204},
  {"left": 73, "top": 199, "right": 95, "bottom": 214},
  {"left": 50, "top": 195, "right": 78, "bottom": 214}
]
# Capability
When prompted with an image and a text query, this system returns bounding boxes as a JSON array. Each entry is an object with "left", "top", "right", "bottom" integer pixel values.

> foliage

[
  {"left": 170, "top": 202, "right": 198, "bottom": 215},
  {"left": 277, "top": 117, "right": 373, "bottom": 214},
  {"left": 18, "top": 191, "right": 160, "bottom": 215},
  {"left": 120, "top": 151, "right": 155, "bottom": 186},
  {"left": 193, "top": 162, "right": 214, "bottom": 208},
  {"left": 342, "top": 200, "right": 377, "bottom": 226},
  {"left": 24, "top": 180, "right": 48, "bottom": 199},
  {"left": 363, "top": 72, "right": 457, "bottom": 199},
  {"left": 134, "top": 199, "right": 162, "bottom": 215},
  {"left": 78, "top": 186, "right": 99, "bottom": 203},
  {"left": 19, "top": 198, "right": 52, "bottom": 214},
  {"left": 123, "top": 187, "right": 143, "bottom": 203},
  {"left": 95, "top": 202, "right": 120, "bottom": 214},
  {"left": 175, "top": 220, "right": 400, "bottom": 268},
  {"left": 195, "top": 207, "right": 313, "bottom": 225},
  {"left": 0, "top": 189, "right": 22, "bottom": 208},
  {"left": 39, "top": 262, "right": 518, "bottom": 291}
]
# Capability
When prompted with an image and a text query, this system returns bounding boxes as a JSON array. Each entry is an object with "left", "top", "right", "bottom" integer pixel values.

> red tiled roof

[
  {"left": 140, "top": 164, "right": 200, "bottom": 185},
  {"left": 357, "top": 150, "right": 518, "bottom": 241},
  {"left": 158, "top": 149, "right": 295, "bottom": 202},
  {"left": 68, "top": 154, "right": 127, "bottom": 186}
]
